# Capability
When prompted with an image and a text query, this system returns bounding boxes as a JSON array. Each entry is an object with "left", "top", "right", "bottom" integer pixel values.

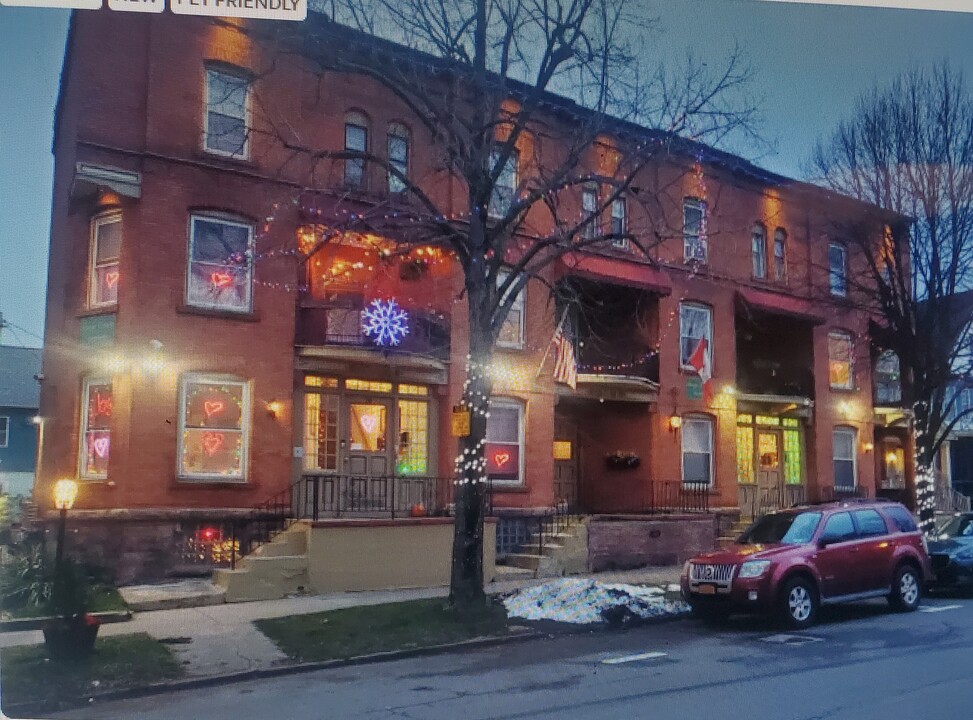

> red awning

[
  {"left": 736, "top": 288, "right": 826, "bottom": 325},
  {"left": 558, "top": 254, "right": 672, "bottom": 296}
]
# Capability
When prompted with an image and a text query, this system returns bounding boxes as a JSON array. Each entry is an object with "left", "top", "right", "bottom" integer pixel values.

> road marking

[
  {"left": 601, "top": 651, "right": 668, "bottom": 665},
  {"left": 918, "top": 604, "right": 963, "bottom": 613},
  {"left": 760, "top": 634, "right": 824, "bottom": 645}
]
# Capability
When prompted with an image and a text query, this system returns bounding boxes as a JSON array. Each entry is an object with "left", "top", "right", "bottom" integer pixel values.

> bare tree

[
  {"left": 249, "top": 0, "right": 755, "bottom": 606},
  {"left": 810, "top": 63, "right": 973, "bottom": 530}
]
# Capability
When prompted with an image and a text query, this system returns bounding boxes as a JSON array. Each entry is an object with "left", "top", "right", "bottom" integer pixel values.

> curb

[{"left": 0, "top": 611, "right": 133, "bottom": 633}]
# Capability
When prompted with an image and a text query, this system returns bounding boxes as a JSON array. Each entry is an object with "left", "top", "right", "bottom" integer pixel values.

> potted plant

[
  {"left": 41, "top": 558, "right": 100, "bottom": 662},
  {"left": 605, "top": 451, "right": 641, "bottom": 470}
]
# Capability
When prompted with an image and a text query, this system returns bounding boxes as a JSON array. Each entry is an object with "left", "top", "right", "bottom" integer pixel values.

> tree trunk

[{"left": 913, "top": 401, "right": 937, "bottom": 534}]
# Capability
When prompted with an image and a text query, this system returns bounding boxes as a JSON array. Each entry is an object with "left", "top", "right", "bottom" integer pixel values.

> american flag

[{"left": 553, "top": 326, "right": 578, "bottom": 389}]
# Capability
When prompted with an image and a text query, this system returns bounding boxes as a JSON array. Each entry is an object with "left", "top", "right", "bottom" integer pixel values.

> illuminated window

[
  {"left": 752, "top": 223, "right": 767, "bottom": 278},
  {"left": 582, "top": 185, "right": 598, "bottom": 239},
  {"left": 833, "top": 427, "right": 857, "bottom": 489},
  {"left": 89, "top": 214, "right": 121, "bottom": 307},
  {"left": 345, "top": 379, "right": 393, "bottom": 393},
  {"left": 486, "top": 399, "right": 524, "bottom": 484},
  {"left": 783, "top": 429, "right": 802, "bottom": 485},
  {"left": 204, "top": 68, "right": 250, "bottom": 158},
  {"left": 610, "top": 196, "right": 628, "bottom": 249},
  {"left": 304, "top": 375, "right": 338, "bottom": 388},
  {"left": 344, "top": 111, "right": 368, "bottom": 187},
  {"left": 737, "top": 413, "right": 754, "bottom": 425},
  {"left": 79, "top": 378, "right": 112, "bottom": 479},
  {"left": 304, "top": 393, "right": 338, "bottom": 472},
  {"left": 679, "top": 302, "right": 712, "bottom": 367},
  {"left": 829, "top": 242, "right": 847, "bottom": 297},
  {"left": 782, "top": 417, "right": 800, "bottom": 428},
  {"left": 186, "top": 215, "right": 253, "bottom": 312},
  {"left": 396, "top": 400, "right": 429, "bottom": 475},
  {"left": 774, "top": 229, "right": 787, "bottom": 281},
  {"left": 497, "top": 269, "right": 526, "bottom": 349},
  {"left": 397, "top": 384, "right": 428, "bottom": 396},
  {"left": 736, "top": 426, "right": 754, "bottom": 484},
  {"left": 178, "top": 375, "right": 250, "bottom": 481},
  {"left": 349, "top": 403, "right": 386, "bottom": 451},
  {"left": 828, "top": 331, "right": 854, "bottom": 390},
  {"left": 755, "top": 415, "right": 780, "bottom": 427},
  {"left": 683, "top": 198, "right": 707, "bottom": 263},
  {"left": 489, "top": 147, "right": 518, "bottom": 218},
  {"left": 682, "top": 415, "right": 713, "bottom": 486},
  {"left": 387, "top": 123, "right": 409, "bottom": 193}
]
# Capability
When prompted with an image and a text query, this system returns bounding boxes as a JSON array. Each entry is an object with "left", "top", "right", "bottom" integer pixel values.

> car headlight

[{"left": 738, "top": 560, "right": 772, "bottom": 578}]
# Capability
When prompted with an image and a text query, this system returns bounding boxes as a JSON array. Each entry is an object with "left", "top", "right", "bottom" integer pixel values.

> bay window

[
  {"left": 178, "top": 375, "right": 250, "bottom": 481},
  {"left": 186, "top": 214, "right": 254, "bottom": 312},
  {"left": 79, "top": 378, "right": 112, "bottom": 479}
]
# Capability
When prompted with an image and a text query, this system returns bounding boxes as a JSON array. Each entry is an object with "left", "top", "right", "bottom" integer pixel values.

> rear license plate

[{"left": 696, "top": 584, "right": 717, "bottom": 595}]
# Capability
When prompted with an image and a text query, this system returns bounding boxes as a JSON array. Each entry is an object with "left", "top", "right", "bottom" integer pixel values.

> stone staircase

[
  {"left": 213, "top": 521, "right": 310, "bottom": 602},
  {"left": 500, "top": 516, "right": 588, "bottom": 578},
  {"left": 718, "top": 519, "right": 752, "bottom": 549}
]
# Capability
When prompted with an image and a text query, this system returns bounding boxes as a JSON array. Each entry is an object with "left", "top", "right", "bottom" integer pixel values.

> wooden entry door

[
  {"left": 554, "top": 418, "right": 580, "bottom": 510},
  {"left": 757, "top": 430, "right": 783, "bottom": 507},
  {"left": 345, "top": 399, "right": 392, "bottom": 476}
]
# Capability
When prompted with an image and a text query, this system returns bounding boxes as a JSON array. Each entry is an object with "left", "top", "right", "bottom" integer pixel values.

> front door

[
  {"left": 345, "top": 399, "right": 391, "bottom": 476},
  {"left": 554, "top": 418, "right": 580, "bottom": 510},
  {"left": 757, "top": 430, "right": 783, "bottom": 509}
]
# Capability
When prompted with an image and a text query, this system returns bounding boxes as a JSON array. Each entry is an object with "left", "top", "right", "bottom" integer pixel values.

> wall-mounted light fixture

[
  {"left": 669, "top": 415, "right": 683, "bottom": 433},
  {"left": 266, "top": 401, "right": 283, "bottom": 419},
  {"left": 863, "top": 442, "right": 874, "bottom": 453}
]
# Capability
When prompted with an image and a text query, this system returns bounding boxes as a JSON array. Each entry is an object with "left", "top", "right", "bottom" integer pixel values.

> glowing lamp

[
  {"left": 53, "top": 479, "right": 79, "bottom": 511},
  {"left": 669, "top": 415, "right": 683, "bottom": 432},
  {"left": 266, "top": 401, "right": 283, "bottom": 419},
  {"left": 886, "top": 452, "right": 898, "bottom": 465},
  {"left": 723, "top": 385, "right": 736, "bottom": 396},
  {"left": 30, "top": 415, "right": 43, "bottom": 426},
  {"left": 863, "top": 442, "right": 874, "bottom": 452}
]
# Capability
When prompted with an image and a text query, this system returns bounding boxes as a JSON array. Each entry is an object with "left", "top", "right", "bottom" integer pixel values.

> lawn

[
  {"left": 0, "top": 633, "right": 184, "bottom": 711},
  {"left": 256, "top": 598, "right": 513, "bottom": 662},
  {"left": 6, "top": 585, "right": 129, "bottom": 619}
]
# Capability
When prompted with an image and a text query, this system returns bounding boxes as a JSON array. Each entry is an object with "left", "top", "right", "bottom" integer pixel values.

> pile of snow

[{"left": 501, "top": 578, "right": 690, "bottom": 625}]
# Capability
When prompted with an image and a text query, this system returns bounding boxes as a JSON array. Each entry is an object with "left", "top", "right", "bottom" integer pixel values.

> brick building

[{"left": 37, "top": 10, "right": 913, "bottom": 582}]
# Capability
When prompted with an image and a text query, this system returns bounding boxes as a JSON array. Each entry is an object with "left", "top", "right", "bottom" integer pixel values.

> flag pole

[{"left": 535, "top": 306, "right": 570, "bottom": 381}]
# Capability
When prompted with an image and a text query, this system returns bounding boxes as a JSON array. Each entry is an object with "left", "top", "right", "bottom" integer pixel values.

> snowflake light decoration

[{"left": 362, "top": 298, "right": 410, "bottom": 347}]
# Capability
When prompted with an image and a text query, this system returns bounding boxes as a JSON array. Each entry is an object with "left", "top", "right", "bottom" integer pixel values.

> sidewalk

[{"left": 0, "top": 567, "right": 682, "bottom": 677}]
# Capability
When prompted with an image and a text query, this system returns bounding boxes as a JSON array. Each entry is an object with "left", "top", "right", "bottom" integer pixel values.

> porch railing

[
  {"left": 758, "top": 483, "right": 807, "bottom": 516},
  {"left": 934, "top": 484, "right": 972, "bottom": 513}
]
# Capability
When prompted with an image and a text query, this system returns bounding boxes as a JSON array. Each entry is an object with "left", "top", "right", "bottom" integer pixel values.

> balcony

[{"left": 735, "top": 299, "right": 816, "bottom": 399}]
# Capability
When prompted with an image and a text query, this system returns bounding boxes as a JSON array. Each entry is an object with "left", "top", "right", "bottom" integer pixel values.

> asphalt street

[{"left": 50, "top": 592, "right": 973, "bottom": 720}]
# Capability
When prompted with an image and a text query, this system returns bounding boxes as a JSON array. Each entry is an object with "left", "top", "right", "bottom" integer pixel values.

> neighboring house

[
  {"left": 0, "top": 345, "right": 42, "bottom": 498},
  {"left": 37, "top": 9, "right": 910, "bottom": 584}
]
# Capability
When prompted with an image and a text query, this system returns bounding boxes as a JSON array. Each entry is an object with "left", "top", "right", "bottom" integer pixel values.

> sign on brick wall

[{"left": 169, "top": 0, "right": 307, "bottom": 21}]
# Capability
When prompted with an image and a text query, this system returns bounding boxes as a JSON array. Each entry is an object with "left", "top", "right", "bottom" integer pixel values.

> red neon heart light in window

[
  {"left": 493, "top": 451, "right": 511, "bottom": 467},
  {"left": 93, "top": 437, "right": 110, "bottom": 458},
  {"left": 104, "top": 271, "right": 119, "bottom": 288},
  {"left": 210, "top": 272, "right": 234, "bottom": 288},
  {"left": 360, "top": 415, "right": 378, "bottom": 434},
  {"left": 202, "top": 432, "right": 225, "bottom": 456},
  {"left": 95, "top": 393, "right": 113, "bottom": 416},
  {"left": 204, "top": 401, "right": 225, "bottom": 418}
]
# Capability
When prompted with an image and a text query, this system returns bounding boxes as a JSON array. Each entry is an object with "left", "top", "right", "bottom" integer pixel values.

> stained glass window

[
  {"left": 737, "top": 414, "right": 753, "bottom": 425},
  {"left": 346, "top": 379, "right": 393, "bottom": 393},
  {"left": 755, "top": 415, "right": 780, "bottom": 426},
  {"left": 179, "top": 376, "right": 249, "bottom": 480},
  {"left": 782, "top": 418, "right": 799, "bottom": 428},
  {"left": 736, "top": 426, "right": 754, "bottom": 484},
  {"left": 783, "top": 429, "right": 802, "bottom": 485}
]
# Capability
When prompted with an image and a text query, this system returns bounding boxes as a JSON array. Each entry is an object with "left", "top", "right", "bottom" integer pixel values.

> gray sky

[{"left": 1, "top": 1, "right": 972, "bottom": 347}]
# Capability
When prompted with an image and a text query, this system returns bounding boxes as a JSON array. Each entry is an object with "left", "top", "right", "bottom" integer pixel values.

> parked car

[
  {"left": 680, "top": 501, "right": 931, "bottom": 629},
  {"left": 927, "top": 512, "right": 973, "bottom": 593}
]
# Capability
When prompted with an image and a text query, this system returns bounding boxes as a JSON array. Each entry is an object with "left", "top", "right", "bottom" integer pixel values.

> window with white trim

[
  {"left": 89, "top": 214, "right": 121, "bottom": 307},
  {"left": 0, "top": 417, "right": 8, "bottom": 449},
  {"left": 833, "top": 427, "right": 857, "bottom": 489},
  {"left": 682, "top": 415, "right": 714, "bottom": 486},
  {"left": 752, "top": 223, "right": 767, "bottom": 278},
  {"left": 485, "top": 399, "right": 524, "bottom": 484},
  {"left": 773, "top": 228, "right": 787, "bottom": 281},
  {"left": 387, "top": 123, "right": 409, "bottom": 194},
  {"left": 581, "top": 185, "right": 598, "bottom": 239},
  {"left": 828, "top": 330, "right": 855, "bottom": 390},
  {"left": 679, "top": 303, "right": 712, "bottom": 368},
  {"left": 497, "top": 269, "right": 526, "bottom": 348},
  {"left": 344, "top": 112, "right": 368, "bottom": 188},
  {"left": 204, "top": 68, "right": 250, "bottom": 158},
  {"left": 829, "top": 242, "right": 847, "bottom": 296},
  {"left": 186, "top": 214, "right": 254, "bottom": 312},
  {"left": 489, "top": 147, "right": 518, "bottom": 218},
  {"left": 178, "top": 375, "right": 250, "bottom": 481},
  {"left": 875, "top": 350, "right": 901, "bottom": 404},
  {"left": 683, "top": 198, "right": 707, "bottom": 262},
  {"left": 610, "top": 196, "right": 628, "bottom": 249},
  {"left": 79, "top": 378, "right": 112, "bottom": 479}
]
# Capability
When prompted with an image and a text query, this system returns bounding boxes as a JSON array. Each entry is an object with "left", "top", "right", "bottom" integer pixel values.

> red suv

[{"left": 680, "top": 501, "right": 931, "bottom": 629}]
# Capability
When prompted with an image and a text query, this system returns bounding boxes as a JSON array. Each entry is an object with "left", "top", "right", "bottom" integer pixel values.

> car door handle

[{"left": 849, "top": 547, "right": 860, "bottom": 553}]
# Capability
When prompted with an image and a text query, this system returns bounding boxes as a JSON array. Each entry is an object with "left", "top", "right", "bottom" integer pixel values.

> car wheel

[
  {"left": 889, "top": 564, "right": 922, "bottom": 612},
  {"left": 779, "top": 577, "right": 818, "bottom": 630}
]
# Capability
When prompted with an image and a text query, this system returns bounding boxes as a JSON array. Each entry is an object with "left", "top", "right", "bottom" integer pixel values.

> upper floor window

[
  {"left": 581, "top": 185, "right": 598, "bottom": 240},
  {"left": 752, "top": 223, "right": 767, "bottom": 279},
  {"left": 344, "top": 112, "right": 369, "bottom": 187},
  {"left": 0, "top": 417, "right": 8, "bottom": 448},
  {"left": 489, "top": 147, "right": 518, "bottom": 218},
  {"left": 682, "top": 415, "right": 714, "bottom": 486},
  {"left": 875, "top": 350, "right": 901, "bottom": 404},
  {"left": 829, "top": 242, "right": 847, "bottom": 296},
  {"left": 773, "top": 228, "right": 787, "bottom": 281},
  {"left": 204, "top": 68, "right": 250, "bottom": 158},
  {"left": 178, "top": 374, "right": 250, "bottom": 482},
  {"left": 828, "top": 330, "right": 855, "bottom": 390},
  {"left": 683, "top": 198, "right": 707, "bottom": 263},
  {"left": 89, "top": 213, "right": 121, "bottom": 308},
  {"left": 497, "top": 269, "right": 525, "bottom": 349},
  {"left": 679, "top": 302, "right": 712, "bottom": 368},
  {"left": 387, "top": 123, "right": 409, "bottom": 194},
  {"left": 833, "top": 428, "right": 858, "bottom": 490},
  {"left": 485, "top": 398, "right": 524, "bottom": 484},
  {"left": 79, "top": 377, "right": 112, "bottom": 480},
  {"left": 186, "top": 214, "right": 254, "bottom": 313},
  {"left": 610, "top": 196, "right": 628, "bottom": 249}
]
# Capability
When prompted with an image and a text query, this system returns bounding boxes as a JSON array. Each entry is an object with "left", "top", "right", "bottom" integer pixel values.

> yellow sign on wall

[
  {"left": 553, "top": 441, "right": 573, "bottom": 460},
  {"left": 451, "top": 406, "right": 471, "bottom": 437}
]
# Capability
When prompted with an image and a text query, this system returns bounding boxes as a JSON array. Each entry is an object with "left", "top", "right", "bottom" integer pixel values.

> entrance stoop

[
  {"left": 501, "top": 517, "right": 589, "bottom": 578},
  {"left": 214, "top": 522, "right": 310, "bottom": 602}
]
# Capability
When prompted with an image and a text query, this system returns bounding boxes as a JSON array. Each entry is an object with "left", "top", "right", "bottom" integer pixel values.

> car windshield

[
  {"left": 739, "top": 511, "right": 822, "bottom": 545},
  {"left": 937, "top": 515, "right": 973, "bottom": 539}
]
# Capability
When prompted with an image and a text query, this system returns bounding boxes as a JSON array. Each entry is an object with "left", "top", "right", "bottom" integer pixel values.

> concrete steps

[
  {"left": 497, "top": 517, "right": 589, "bottom": 578},
  {"left": 119, "top": 579, "right": 226, "bottom": 612},
  {"left": 213, "top": 523, "right": 310, "bottom": 602}
]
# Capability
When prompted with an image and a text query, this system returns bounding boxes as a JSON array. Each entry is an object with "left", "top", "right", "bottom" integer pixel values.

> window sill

[
  {"left": 176, "top": 304, "right": 260, "bottom": 322},
  {"left": 488, "top": 483, "right": 529, "bottom": 493},
  {"left": 175, "top": 477, "right": 249, "bottom": 486},
  {"left": 77, "top": 307, "right": 117, "bottom": 319},
  {"left": 195, "top": 148, "right": 255, "bottom": 170}
]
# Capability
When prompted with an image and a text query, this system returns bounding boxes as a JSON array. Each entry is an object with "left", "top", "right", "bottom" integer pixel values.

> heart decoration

[
  {"left": 204, "top": 400, "right": 225, "bottom": 418},
  {"left": 359, "top": 414, "right": 378, "bottom": 434},
  {"left": 95, "top": 393, "right": 113, "bottom": 416},
  {"left": 210, "top": 272, "right": 234, "bottom": 289},
  {"left": 493, "top": 452, "right": 511, "bottom": 467},
  {"left": 104, "top": 271, "right": 120, "bottom": 288},
  {"left": 93, "top": 436, "right": 110, "bottom": 458},
  {"left": 202, "top": 432, "right": 225, "bottom": 456}
]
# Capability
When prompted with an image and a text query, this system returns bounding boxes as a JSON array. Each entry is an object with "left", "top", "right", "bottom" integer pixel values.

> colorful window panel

[
  {"left": 304, "top": 393, "right": 338, "bottom": 472},
  {"left": 782, "top": 418, "right": 799, "bottom": 428},
  {"left": 736, "top": 426, "right": 755, "bottom": 484},
  {"left": 179, "top": 377, "right": 248, "bottom": 480},
  {"left": 737, "top": 414, "right": 754, "bottom": 425},
  {"left": 783, "top": 429, "right": 802, "bottom": 485},
  {"left": 80, "top": 379, "right": 112, "bottom": 479},
  {"left": 396, "top": 400, "right": 428, "bottom": 475},
  {"left": 345, "top": 379, "right": 393, "bottom": 393}
]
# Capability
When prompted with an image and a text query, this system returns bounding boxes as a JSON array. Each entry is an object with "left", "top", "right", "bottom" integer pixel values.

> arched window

[
  {"left": 387, "top": 122, "right": 409, "bottom": 193},
  {"left": 773, "top": 228, "right": 787, "bottom": 281},
  {"left": 344, "top": 111, "right": 369, "bottom": 187},
  {"left": 752, "top": 223, "right": 767, "bottom": 279}
]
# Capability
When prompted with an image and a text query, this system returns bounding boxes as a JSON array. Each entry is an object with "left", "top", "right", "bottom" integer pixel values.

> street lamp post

[{"left": 52, "top": 479, "right": 79, "bottom": 567}]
